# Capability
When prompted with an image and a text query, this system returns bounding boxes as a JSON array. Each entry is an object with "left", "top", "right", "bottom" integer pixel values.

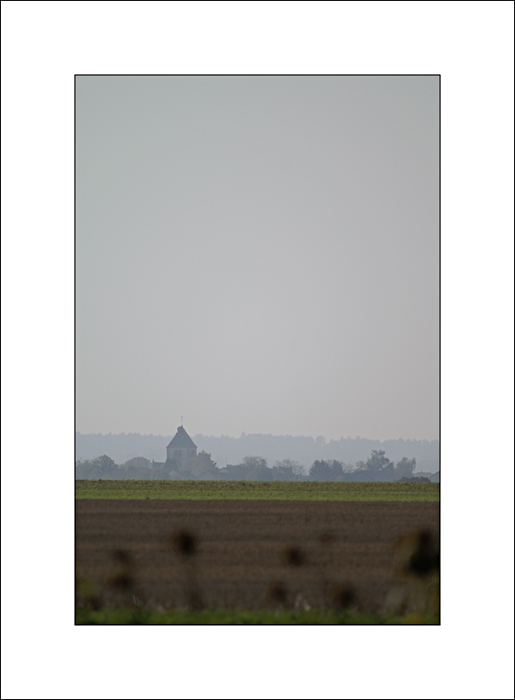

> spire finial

[{"left": 181, "top": 415, "right": 183, "bottom": 427}]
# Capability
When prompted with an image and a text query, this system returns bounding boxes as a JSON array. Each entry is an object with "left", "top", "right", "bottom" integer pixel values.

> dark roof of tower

[{"left": 167, "top": 426, "right": 197, "bottom": 449}]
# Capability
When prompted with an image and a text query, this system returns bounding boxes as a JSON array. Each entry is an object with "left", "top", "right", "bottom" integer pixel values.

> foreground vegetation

[
  {"left": 77, "top": 499, "right": 439, "bottom": 624},
  {"left": 76, "top": 606, "right": 438, "bottom": 625},
  {"left": 75, "top": 480, "right": 439, "bottom": 501}
]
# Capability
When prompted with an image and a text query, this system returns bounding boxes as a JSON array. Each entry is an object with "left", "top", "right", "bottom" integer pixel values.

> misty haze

[
  {"left": 76, "top": 75, "right": 439, "bottom": 446},
  {"left": 75, "top": 427, "right": 439, "bottom": 481},
  {"left": 76, "top": 73, "right": 440, "bottom": 625}
]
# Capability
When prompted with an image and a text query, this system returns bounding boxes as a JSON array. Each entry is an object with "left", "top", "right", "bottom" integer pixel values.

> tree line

[
  {"left": 75, "top": 450, "right": 431, "bottom": 482},
  {"left": 76, "top": 432, "right": 440, "bottom": 474}
]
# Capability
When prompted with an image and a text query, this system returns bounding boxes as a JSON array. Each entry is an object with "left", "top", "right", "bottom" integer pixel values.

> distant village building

[
  {"left": 150, "top": 425, "right": 198, "bottom": 473},
  {"left": 166, "top": 425, "right": 197, "bottom": 469}
]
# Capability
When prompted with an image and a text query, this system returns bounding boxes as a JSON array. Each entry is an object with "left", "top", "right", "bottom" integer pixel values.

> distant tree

[
  {"left": 394, "top": 457, "right": 416, "bottom": 479},
  {"left": 309, "top": 460, "right": 344, "bottom": 481},
  {"left": 330, "top": 460, "right": 346, "bottom": 479},
  {"left": 364, "top": 450, "right": 394, "bottom": 473},
  {"left": 242, "top": 456, "right": 273, "bottom": 481},
  {"left": 120, "top": 456, "right": 151, "bottom": 470},
  {"left": 245, "top": 465, "right": 274, "bottom": 481},
  {"left": 271, "top": 466, "right": 296, "bottom": 481},
  {"left": 75, "top": 455, "right": 117, "bottom": 479},
  {"left": 242, "top": 456, "right": 267, "bottom": 471},
  {"left": 273, "top": 459, "right": 305, "bottom": 477},
  {"left": 148, "top": 466, "right": 170, "bottom": 480},
  {"left": 94, "top": 455, "right": 117, "bottom": 471},
  {"left": 187, "top": 451, "right": 218, "bottom": 478},
  {"left": 218, "top": 464, "right": 249, "bottom": 480},
  {"left": 309, "top": 460, "right": 329, "bottom": 480},
  {"left": 75, "top": 460, "right": 91, "bottom": 480}
]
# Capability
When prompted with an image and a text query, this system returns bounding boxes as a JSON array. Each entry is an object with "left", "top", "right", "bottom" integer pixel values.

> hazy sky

[{"left": 76, "top": 75, "right": 439, "bottom": 440}]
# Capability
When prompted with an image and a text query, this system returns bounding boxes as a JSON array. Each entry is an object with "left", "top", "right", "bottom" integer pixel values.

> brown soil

[{"left": 76, "top": 500, "right": 439, "bottom": 612}]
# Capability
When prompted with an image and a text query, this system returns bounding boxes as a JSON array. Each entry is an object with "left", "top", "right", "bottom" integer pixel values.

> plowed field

[{"left": 76, "top": 500, "right": 439, "bottom": 612}]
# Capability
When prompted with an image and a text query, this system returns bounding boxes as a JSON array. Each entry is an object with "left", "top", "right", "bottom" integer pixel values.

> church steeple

[{"left": 166, "top": 425, "right": 197, "bottom": 468}]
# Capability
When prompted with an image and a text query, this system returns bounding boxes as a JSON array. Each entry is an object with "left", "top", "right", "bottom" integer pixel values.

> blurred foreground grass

[
  {"left": 76, "top": 606, "right": 439, "bottom": 625},
  {"left": 75, "top": 480, "right": 439, "bottom": 502}
]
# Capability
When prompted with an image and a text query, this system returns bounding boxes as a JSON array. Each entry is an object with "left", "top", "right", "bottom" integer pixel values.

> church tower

[{"left": 166, "top": 426, "right": 197, "bottom": 470}]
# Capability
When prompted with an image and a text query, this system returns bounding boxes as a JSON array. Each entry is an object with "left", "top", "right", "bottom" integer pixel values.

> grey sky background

[{"left": 76, "top": 75, "right": 439, "bottom": 440}]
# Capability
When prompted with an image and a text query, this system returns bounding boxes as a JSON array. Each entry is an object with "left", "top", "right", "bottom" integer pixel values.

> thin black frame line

[
  {"left": 74, "top": 73, "right": 441, "bottom": 77},
  {"left": 74, "top": 74, "right": 77, "bottom": 625},
  {"left": 74, "top": 73, "right": 441, "bottom": 626},
  {"left": 438, "top": 74, "right": 442, "bottom": 625}
]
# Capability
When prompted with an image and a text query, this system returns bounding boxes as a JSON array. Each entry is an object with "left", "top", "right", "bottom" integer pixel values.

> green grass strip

[
  {"left": 75, "top": 480, "right": 439, "bottom": 502},
  {"left": 76, "top": 606, "right": 438, "bottom": 625}
]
